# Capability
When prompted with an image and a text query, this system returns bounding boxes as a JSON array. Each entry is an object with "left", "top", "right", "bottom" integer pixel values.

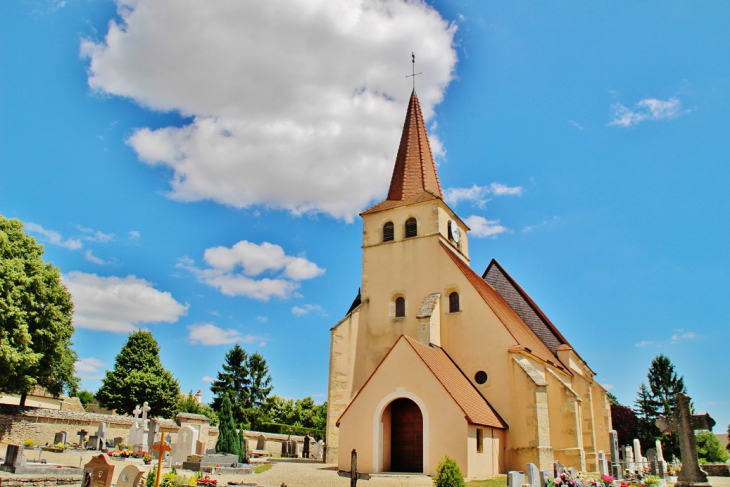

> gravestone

[
  {"left": 88, "top": 435, "right": 100, "bottom": 450},
  {"left": 81, "top": 454, "right": 115, "bottom": 487},
  {"left": 1, "top": 444, "right": 26, "bottom": 473},
  {"left": 656, "top": 439, "right": 667, "bottom": 477},
  {"left": 598, "top": 451, "right": 608, "bottom": 476},
  {"left": 281, "top": 440, "right": 289, "bottom": 457},
  {"left": 290, "top": 439, "right": 299, "bottom": 458},
  {"left": 96, "top": 423, "right": 108, "bottom": 451},
  {"left": 78, "top": 429, "right": 89, "bottom": 447},
  {"left": 625, "top": 445, "right": 635, "bottom": 472},
  {"left": 633, "top": 439, "right": 642, "bottom": 472},
  {"left": 147, "top": 419, "right": 160, "bottom": 455},
  {"left": 609, "top": 430, "right": 622, "bottom": 479},
  {"left": 507, "top": 471, "right": 526, "bottom": 487},
  {"left": 540, "top": 470, "right": 551, "bottom": 487},
  {"left": 310, "top": 441, "right": 321, "bottom": 461},
  {"left": 114, "top": 437, "right": 124, "bottom": 447},
  {"left": 526, "top": 463, "right": 540, "bottom": 487},
  {"left": 256, "top": 435, "right": 266, "bottom": 451},
  {"left": 116, "top": 464, "right": 145, "bottom": 487},
  {"left": 196, "top": 440, "right": 206, "bottom": 455},
  {"left": 656, "top": 393, "right": 714, "bottom": 487},
  {"left": 647, "top": 449, "right": 658, "bottom": 476},
  {"left": 303, "top": 435, "right": 311, "bottom": 459},
  {"left": 171, "top": 425, "right": 198, "bottom": 465},
  {"left": 553, "top": 460, "right": 565, "bottom": 477},
  {"left": 181, "top": 452, "right": 239, "bottom": 471},
  {"left": 54, "top": 431, "right": 67, "bottom": 445}
]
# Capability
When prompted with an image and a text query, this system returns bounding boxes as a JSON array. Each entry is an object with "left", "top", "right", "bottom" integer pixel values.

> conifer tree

[
  {"left": 215, "top": 395, "right": 240, "bottom": 456},
  {"left": 238, "top": 424, "right": 248, "bottom": 462},
  {"left": 0, "top": 216, "right": 78, "bottom": 404},
  {"left": 96, "top": 330, "right": 180, "bottom": 417}
]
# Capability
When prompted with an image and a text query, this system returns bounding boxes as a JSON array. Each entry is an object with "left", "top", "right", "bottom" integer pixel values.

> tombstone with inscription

[
  {"left": 196, "top": 440, "right": 206, "bottom": 455},
  {"left": 171, "top": 425, "right": 198, "bottom": 465},
  {"left": 598, "top": 451, "right": 608, "bottom": 476},
  {"left": 54, "top": 431, "right": 68, "bottom": 445},
  {"left": 81, "top": 454, "right": 115, "bottom": 487},
  {"left": 507, "top": 471, "right": 526, "bottom": 487},
  {"left": 609, "top": 430, "right": 622, "bottom": 479},
  {"left": 1, "top": 444, "right": 26, "bottom": 473},
  {"left": 256, "top": 435, "right": 266, "bottom": 451},
  {"left": 656, "top": 393, "right": 715, "bottom": 487},
  {"left": 526, "top": 463, "right": 541, "bottom": 487},
  {"left": 116, "top": 464, "right": 145, "bottom": 487}
]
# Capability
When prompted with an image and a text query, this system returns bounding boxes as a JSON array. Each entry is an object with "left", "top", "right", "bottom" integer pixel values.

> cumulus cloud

[
  {"left": 444, "top": 183, "right": 522, "bottom": 208},
  {"left": 186, "top": 322, "right": 264, "bottom": 346},
  {"left": 75, "top": 357, "right": 106, "bottom": 380},
  {"left": 202, "top": 376, "right": 215, "bottom": 383},
  {"left": 180, "top": 241, "right": 324, "bottom": 301},
  {"left": 80, "top": 0, "right": 457, "bottom": 221},
  {"left": 464, "top": 215, "right": 510, "bottom": 238},
  {"left": 291, "top": 304, "right": 327, "bottom": 317},
  {"left": 25, "top": 222, "right": 83, "bottom": 250},
  {"left": 63, "top": 271, "right": 188, "bottom": 333},
  {"left": 671, "top": 331, "right": 697, "bottom": 343},
  {"left": 129, "top": 230, "right": 141, "bottom": 239},
  {"left": 609, "top": 97, "right": 690, "bottom": 127}
]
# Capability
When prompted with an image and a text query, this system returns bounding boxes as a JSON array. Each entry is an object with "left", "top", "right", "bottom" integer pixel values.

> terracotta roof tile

[
  {"left": 360, "top": 191, "right": 439, "bottom": 216},
  {"left": 403, "top": 336, "right": 507, "bottom": 429},
  {"left": 441, "top": 243, "right": 570, "bottom": 374}
]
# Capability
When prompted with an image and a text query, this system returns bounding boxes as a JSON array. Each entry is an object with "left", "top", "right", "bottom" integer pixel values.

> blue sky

[{"left": 2, "top": 1, "right": 728, "bottom": 431}]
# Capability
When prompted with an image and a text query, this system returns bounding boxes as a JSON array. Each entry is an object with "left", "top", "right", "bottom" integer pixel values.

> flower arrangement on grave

[
  {"left": 24, "top": 439, "right": 34, "bottom": 448},
  {"left": 143, "top": 453, "right": 152, "bottom": 464},
  {"left": 54, "top": 442, "right": 66, "bottom": 450},
  {"left": 522, "top": 483, "right": 532, "bottom": 487},
  {"left": 600, "top": 474, "right": 615, "bottom": 486},
  {"left": 642, "top": 476, "right": 660, "bottom": 486}
]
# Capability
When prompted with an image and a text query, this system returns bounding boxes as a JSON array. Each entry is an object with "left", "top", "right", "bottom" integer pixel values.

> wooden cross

[
  {"left": 337, "top": 449, "right": 370, "bottom": 486},
  {"left": 152, "top": 432, "right": 172, "bottom": 487},
  {"left": 406, "top": 52, "right": 422, "bottom": 91},
  {"left": 655, "top": 393, "right": 714, "bottom": 487}
]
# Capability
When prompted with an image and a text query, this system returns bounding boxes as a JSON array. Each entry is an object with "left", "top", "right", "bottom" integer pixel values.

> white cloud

[
  {"left": 75, "top": 357, "right": 106, "bottom": 380},
  {"left": 63, "top": 271, "right": 188, "bottom": 333},
  {"left": 84, "top": 250, "right": 107, "bottom": 265},
  {"left": 25, "top": 222, "right": 83, "bottom": 250},
  {"left": 464, "top": 215, "right": 510, "bottom": 238},
  {"left": 80, "top": 0, "right": 457, "bottom": 221},
  {"left": 181, "top": 241, "right": 324, "bottom": 301},
  {"left": 635, "top": 340, "right": 654, "bottom": 347},
  {"left": 129, "top": 230, "right": 141, "bottom": 239},
  {"left": 671, "top": 331, "right": 697, "bottom": 342},
  {"left": 568, "top": 120, "right": 584, "bottom": 130},
  {"left": 256, "top": 316, "right": 268, "bottom": 323},
  {"left": 187, "top": 323, "right": 266, "bottom": 347},
  {"left": 609, "top": 97, "right": 690, "bottom": 127},
  {"left": 202, "top": 376, "right": 215, "bottom": 383},
  {"left": 444, "top": 183, "right": 522, "bottom": 208},
  {"left": 602, "top": 384, "right": 615, "bottom": 391},
  {"left": 291, "top": 304, "right": 327, "bottom": 317}
]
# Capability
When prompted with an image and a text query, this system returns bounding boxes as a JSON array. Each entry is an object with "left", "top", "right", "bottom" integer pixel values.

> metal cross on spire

[{"left": 406, "top": 52, "right": 422, "bottom": 91}]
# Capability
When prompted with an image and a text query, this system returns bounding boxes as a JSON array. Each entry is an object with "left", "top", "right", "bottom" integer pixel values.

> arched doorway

[{"left": 389, "top": 398, "right": 423, "bottom": 472}]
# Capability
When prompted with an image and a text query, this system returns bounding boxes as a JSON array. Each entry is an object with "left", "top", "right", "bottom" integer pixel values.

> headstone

[
  {"left": 656, "top": 439, "right": 667, "bottom": 477},
  {"left": 181, "top": 453, "right": 239, "bottom": 471},
  {"left": 54, "top": 431, "right": 67, "bottom": 445},
  {"left": 256, "top": 434, "right": 266, "bottom": 451},
  {"left": 303, "top": 435, "right": 311, "bottom": 459},
  {"left": 553, "top": 460, "right": 565, "bottom": 477},
  {"left": 598, "top": 451, "right": 608, "bottom": 476},
  {"left": 78, "top": 429, "right": 89, "bottom": 447},
  {"left": 281, "top": 440, "right": 289, "bottom": 457},
  {"left": 310, "top": 441, "right": 321, "bottom": 461},
  {"left": 195, "top": 440, "right": 206, "bottom": 455},
  {"left": 633, "top": 439, "right": 642, "bottom": 472},
  {"left": 88, "top": 435, "right": 100, "bottom": 450},
  {"left": 647, "top": 449, "right": 658, "bottom": 476},
  {"left": 114, "top": 437, "right": 124, "bottom": 447},
  {"left": 116, "top": 465, "right": 145, "bottom": 487},
  {"left": 151, "top": 441, "right": 171, "bottom": 461},
  {"left": 609, "top": 430, "right": 622, "bottom": 479},
  {"left": 290, "top": 439, "right": 299, "bottom": 458},
  {"left": 81, "top": 454, "right": 115, "bottom": 487},
  {"left": 96, "top": 423, "right": 108, "bottom": 451},
  {"left": 540, "top": 470, "right": 551, "bottom": 487},
  {"left": 526, "top": 463, "right": 540, "bottom": 487},
  {"left": 625, "top": 445, "right": 635, "bottom": 472},
  {"left": 508, "top": 471, "right": 526, "bottom": 487},
  {"left": 656, "top": 393, "right": 715, "bottom": 487},
  {"left": 171, "top": 425, "right": 198, "bottom": 465},
  {"left": 1, "top": 444, "right": 27, "bottom": 473},
  {"left": 147, "top": 419, "right": 160, "bottom": 455}
]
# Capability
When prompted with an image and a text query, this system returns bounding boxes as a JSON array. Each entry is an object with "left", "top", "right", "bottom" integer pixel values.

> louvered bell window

[
  {"left": 383, "top": 222, "right": 394, "bottom": 242},
  {"left": 404, "top": 217, "right": 417, "bottom": 238}
]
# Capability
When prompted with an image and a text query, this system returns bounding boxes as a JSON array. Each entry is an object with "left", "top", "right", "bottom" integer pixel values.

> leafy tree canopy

[
  {"left": 211, "top": 344, "right": 273, "bottom": 427},
  {"left": 178, "top": 390, "right": 218, "bottom": 425},
  {"left": 695, "top": 430, "right": 729, "bottom": 463},
  {"left": 611, "top": 404, "right": 638, "bottom": 447},
  {"left": 96, "top": 330, "right": 180, "bottom": 418},
  {"left": 262, "top": 394, "right": 326, "bottom": 431},
  {"left": 75, "top": 390, "right": 95, "bottom": 409},
  {"left": 0, "top": 216, "right": 78, "bottom": 403}
]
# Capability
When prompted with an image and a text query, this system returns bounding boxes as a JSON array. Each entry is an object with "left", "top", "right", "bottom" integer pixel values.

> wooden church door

[{"left": 390, "top": 398, "right": 423, "bottom": 472}]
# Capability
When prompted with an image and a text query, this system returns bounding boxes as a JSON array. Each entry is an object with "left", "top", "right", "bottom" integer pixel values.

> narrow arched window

[
  {"left": 395, "top": 297, "right": 405, "bottom": 317},
  {"left": 449, "top": 292, "right": 460, "bottom": 313},
  {"left": 383, "top": 222, "right": 394, "bottom": 242},
  {"left": 404, "top": 217, "right": 417, "bottom": 238}
]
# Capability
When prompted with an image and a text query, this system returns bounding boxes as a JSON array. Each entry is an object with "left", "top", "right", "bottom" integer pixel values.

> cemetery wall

[{"left": 240, "top": 430, "right": 314, "bottom": 458}]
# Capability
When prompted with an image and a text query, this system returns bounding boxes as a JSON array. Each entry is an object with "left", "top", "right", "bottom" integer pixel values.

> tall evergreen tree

[
  {"left": 96, "top": 330, "right": 180, "bottom": 418},
  {"left": 215, "top": 395, "right": 240, "bottom": 456},
  {"left": 211, "top": 345, "right": 273, "bottom": 427},
  {"left": 0, "top": 216, "right": 78, "bottom": 404}
]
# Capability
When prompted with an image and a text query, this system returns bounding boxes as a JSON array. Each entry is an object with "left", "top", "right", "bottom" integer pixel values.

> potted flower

[{"left": 143, "top": 453, "right": 152, "bottom": 465}]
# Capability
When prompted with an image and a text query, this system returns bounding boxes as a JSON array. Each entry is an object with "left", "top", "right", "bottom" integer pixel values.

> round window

[{"left": 475, "top": 371, "right": 488, "bottom": 384}]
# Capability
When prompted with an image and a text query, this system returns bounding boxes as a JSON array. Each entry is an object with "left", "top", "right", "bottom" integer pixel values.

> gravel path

[{"left": 240, "top": 462, "right": 434, "bottom": 487}]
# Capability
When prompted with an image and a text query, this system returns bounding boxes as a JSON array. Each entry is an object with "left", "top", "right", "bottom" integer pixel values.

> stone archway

[{"left": 388, "top": 398, "right": 423, "bottom": 472}]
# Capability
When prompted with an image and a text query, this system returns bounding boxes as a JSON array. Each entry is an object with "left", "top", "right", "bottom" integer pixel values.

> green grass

[
  {"left": 254, "top": 464, "right": 272, "bottom": 474},
  {"left": 467, "top": 474, "right": 508, "bottom": 487}
]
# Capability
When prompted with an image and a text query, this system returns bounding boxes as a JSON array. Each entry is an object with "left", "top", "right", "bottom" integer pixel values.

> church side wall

[
  {"left": 546, "top": 371, "right": 585, "bottom": 471},
  {"left": 466, "top": 426, "right": 504, "bottom": 479},
  {"left": 590, "top": 383, "right": 612, "bottom": 461}
]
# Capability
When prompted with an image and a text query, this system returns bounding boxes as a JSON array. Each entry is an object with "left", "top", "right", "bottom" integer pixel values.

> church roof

[
  {"left": 402, "top": 336, "right": 507, "bottom": 429},
  {"left": 361, "top": 91, "right": 442, "bottom": 216},
  {"left": 441, "top": 242, "right": 572, "bottom": 375}
]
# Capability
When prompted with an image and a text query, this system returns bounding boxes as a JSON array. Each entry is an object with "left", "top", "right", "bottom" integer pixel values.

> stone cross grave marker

[
  {"left": 81, "top": 454, "right": 115, "bottom": 487},
  {"left": 656, "top": 393, "right": 715, "bottom": 487},
  {"left": 507, "top": 471, "right": 526, "bottom": 487},
  {"left": 171, "top": 425, "right": 198, "bottom": 465},
  {"left": 1, "top": 444, "right": 26, "bottom": 473},
  {"left": 609, "top": 430, "right": 622, "bottom": 479},
  {"left": 256, "top": 434, "right": 266, "bottom": 451},
  {"left": 303, "top": 435, "right": 311, "bottom": 458},
  {"left": 527, "top": 463, "right": 540, "bottom": 487},
  {"left": 116, "top": 464, "right": 145, "bottom": 487},
  {"left": 78, "top": 429, "right": 89, "bottom": 447}
]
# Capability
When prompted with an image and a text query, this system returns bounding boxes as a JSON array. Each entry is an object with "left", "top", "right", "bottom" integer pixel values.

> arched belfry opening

[{"left": 384, "top": 398, "right": 423, "bottom": 473}]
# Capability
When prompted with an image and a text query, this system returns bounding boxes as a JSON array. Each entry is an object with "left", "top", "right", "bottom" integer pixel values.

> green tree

[
  {"left": 76, "top": 390, "right": 95, "bottom": 409},
  {"left": 695, "top": 431, "right": 729, "bottom": 463},
  {"left": 215, "top": 395, "right": 240, "bottom": 456},
  {"left": 178, "top": 390, "right": 218, "bottom": 425},
  {"left": 0, "top": 216, "right": 78, "bottom": 404},
  {"left": 434, "top": 455, "right": 465, "bottom": 487},
  {"left": 211, "top": 345, "right": 273, "bottom": 428},
  {"left": 96, "top": 330, "right": 180, "bottom": 418},
  {"left": 606, "top": 392, "right": 620, "bottom": 406}
]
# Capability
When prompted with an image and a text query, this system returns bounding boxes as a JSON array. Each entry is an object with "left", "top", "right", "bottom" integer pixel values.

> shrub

[
  {"left": 696, "top": 430, "right": 730, "bottom": 463},
  {"left": 434, "top": 455, "right": 465, "bottom": 487},
  {"left": 146, "top": 467, "right": 157, "bottom": 487}
]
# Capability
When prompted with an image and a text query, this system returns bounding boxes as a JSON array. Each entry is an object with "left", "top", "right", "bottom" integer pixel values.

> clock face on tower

[{"left": 449, "top": 220, "right": 460, "bottom": 243}]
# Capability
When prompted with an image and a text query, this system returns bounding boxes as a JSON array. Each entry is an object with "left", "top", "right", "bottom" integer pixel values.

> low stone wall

[
  {"left": 702, "top": 463, "right": 730, "bottom": 477},
  {"left": 241, "top": 430, "right": 320, "bottom": 459},
  {"left": 0, "top": 475, "right": 81, "bottom": 487}
]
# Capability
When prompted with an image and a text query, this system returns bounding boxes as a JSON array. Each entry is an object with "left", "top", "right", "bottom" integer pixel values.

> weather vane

[{"left": 406, "top": 52, "right": 422, "bottom": 90}]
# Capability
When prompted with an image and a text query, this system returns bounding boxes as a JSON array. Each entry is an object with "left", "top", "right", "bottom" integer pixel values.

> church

[{"left": 324, "top": 90, "right": 612, "bottom": 479}]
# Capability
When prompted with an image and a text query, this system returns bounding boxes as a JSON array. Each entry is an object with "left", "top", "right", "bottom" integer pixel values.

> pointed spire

[{"left": 386, "top": 91, "right": 443, "bottom": 201}]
